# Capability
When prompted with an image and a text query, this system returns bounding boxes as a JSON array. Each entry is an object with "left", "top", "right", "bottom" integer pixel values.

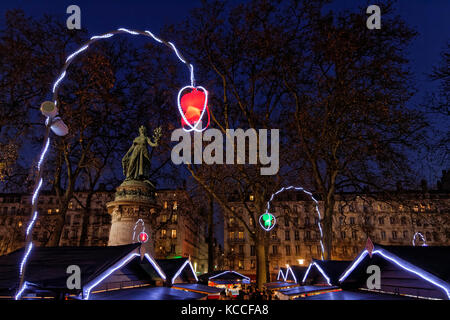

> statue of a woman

[{"left": 122, "top": 126, "right": 162, "bottom": 183}]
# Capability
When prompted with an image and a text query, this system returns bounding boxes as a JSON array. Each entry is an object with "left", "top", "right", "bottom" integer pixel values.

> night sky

[{"left": 1, "top": 0, "right": 448, "bottom": 183}]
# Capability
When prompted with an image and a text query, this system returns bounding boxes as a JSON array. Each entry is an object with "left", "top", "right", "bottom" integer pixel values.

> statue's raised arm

[{"left": 147, "top": 126, "right": 162, "bottom": 147}]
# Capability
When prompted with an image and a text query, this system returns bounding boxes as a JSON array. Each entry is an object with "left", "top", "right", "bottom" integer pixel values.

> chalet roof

[
  {"left": 307, "top": 259, "right": 352, "bottom": 285},
  {"left": 155, "top": 257, "right": 197, "bottom": 284},
  {"left": 0, "top": 243, "right": 141, "bottom": 292}
]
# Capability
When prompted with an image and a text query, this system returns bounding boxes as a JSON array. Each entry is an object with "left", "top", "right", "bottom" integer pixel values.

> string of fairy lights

[{"left": 259, "top": 186, "right": 325, "bottom": 260}]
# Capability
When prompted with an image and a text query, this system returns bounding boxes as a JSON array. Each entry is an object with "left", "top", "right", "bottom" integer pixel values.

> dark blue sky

[{"left": 1, "top": 0, "right": 449, "bottom": 183}]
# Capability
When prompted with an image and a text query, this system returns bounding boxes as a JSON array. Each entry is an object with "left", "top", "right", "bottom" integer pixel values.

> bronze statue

[{"left": 122, "top": 125, "right": 162, "bottom": 183}]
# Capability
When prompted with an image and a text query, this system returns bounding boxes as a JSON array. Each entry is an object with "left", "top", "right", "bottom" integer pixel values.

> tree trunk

[
  {"left": 47, "top": 213, "right": 65, "bottom": 247},
  {"left": 255, "top": 228, "right": 267, "bottom": 289},
  {"left": 79, "top": 193, "right": 93, "bottom": 246},
  {"left": 323, "top": 200, "right": 334, "bottom": 260},
  {"left": 207, "top": 194, "right": 215, "bottom": 272}
]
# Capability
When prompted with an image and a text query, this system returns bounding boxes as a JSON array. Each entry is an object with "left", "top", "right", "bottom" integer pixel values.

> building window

[
  {"left": 340, "top": 231, "right": 346, "bottom": 239},
  {"left": 350, "top": 217, "right": 355, "bottom": 225},
  {"left": 352, "top": 231, "right": 357, "bottom": 240},
  {"left": 401, "top": 217, "right": 407, "bottom": 225},
  {"left": 284, "top": 218, "right": 289, "bottom": 227},
  {"left": 47, "top": 209, "right": 52, "bottom": 215},
  {"left": 403, "top": 231, "right": 408, "bottom": 239},
  {"left": 251, "top": 260, "right": 255, "bottom": 269},
  {"left": 239, "top": 245, "right": 244, "bottom": 254},
  {"left": 272, "top": 245, "right": 278, "bottom": 255},
  {"left": 250, "top": 245, "right": 255, "bottom": 256},
  {"left": 285, "top": 230, "right": 290, "bottom": 241},
  {"left": 305, "top": 217, "right": 310, "bottom": 226},
  {"left": 161, "top": 229, "right": 167, "bottom": 238},
  {"left": 305, "top": 231, "right": 311, "bottom": 240},
  {"left": 285, "top": 245, "right": 291, "bottom": 256},
  {"left": 294, "top": 230, "right": 300, "bottom": 240},
  {"left": 229, "top": 231, "right": 234, "bottom": 240},
  {"left": 163, "top": 201, "right": 168, "bottom": 209},
  {"left": 392, "top": 231, "right": 397, "bottom": 240},
  {"left": 172, "top": 214, "right": 178, "bottom": 223},
  {"left": 171, "top": 244, "right": 176, "bottom": 253},
  {"left": 161, "top": 215, "right": 167, "bottom": 223},
  {"left": 378, "top": 217, "right": 384, "bottom": 225},
  {"left": 171, "top": 229, "right": 177, "bottom": 239},
  {"left": 173, "top": 201, "right": 177, "bottom": 210},
  {"left": 238, "top": 232, "right": 244, "bottom": 239},
  {"left": 390, "top": 217, "right": 395, "bottom": 225},
  {"left": 249, "top": 195, "right": 254, "bottom": 201},
  {"left": 381, "top": 231, "right": 386, "bottom": 240},
  {"left": 238, "top": 260, "right": 244, "bottom": 269},
  {"left": 339, "top": 216, "right": 344, "bottom": 225}
]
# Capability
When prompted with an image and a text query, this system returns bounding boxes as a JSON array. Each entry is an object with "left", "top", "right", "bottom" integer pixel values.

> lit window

[
  {"left": 249, "top": 195, "right": 254, "bottom": 201},
  {"left": 171, "top": 229, "right": 177, "bottom": 239},
  {"left": 297, "top": 259, "right": 304, "bottom": 265},
  {"left": 161, "top": 215, "right": 167, "bottom": 223},
  {"left": 164, "top": 201, "right": 168, "bottom": 209},
  {"left": 238, "top": 232, "right": 244, "bottom": 239},
  {"left": 48, "top": 209, "right": 52, "bottom": 214},
  {"left": 18, "top": 221, "right": 23, "bottom": 227},
  {"left": 173, "top": 201, "right": 177, "bottom": 210},
  {"left": 161, "top": 229, "right": 166, "bottom": 238},
  {"left": 229, "top": 231, "right": 234, "bottom": 240}
]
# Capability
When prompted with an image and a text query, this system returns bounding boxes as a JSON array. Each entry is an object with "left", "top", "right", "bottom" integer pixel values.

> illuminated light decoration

[
  {"left": 138, "top": 232, "right": 148, "bottom": 243},
  {"left": 259, "top": 212, "right": 276, "bottom": 232},
  {"left": 65, "top": 44, "right": 89, "bottom": 63},
  {"left": 84, "top": 252, "right": 139, "bottom": 299},
  {"left": 15, "top": 282, "right": 28, "bottom": 300},
  {"left": 412, "top": 232, "right": 427, "bottom": 246},
  {"left": 285, "top": 266, "right": 298, "bottom": 283},
  {"left": 19, "top": 243, "right": 33, "bottom": 276},
  {"left": 31, "top": 178, "right": 43, "bottom": 206},
  {"left": 52, "top": 71, "right": 66, "bottom": 93},
  {"left": 90, "top": 33, "right": 114, "bottom": 40},
  {"left": 26, "top": 211, "right": 38, "bottom": 236},
  {"left": 144, "top": 30, "right": 163, "bottom": 44},
  {"left": 144, "top": 253, "right": 167, "bottom": 280},
  {"left": 339, "top": 249, "right": 450, "bottom": 300},
  {"left": 277, "top": 269, "right": 285, "bottom": 281},
  {"left": 261, "top": 186, "right": 325, "bottom": 260},
  {"left": 18, "top": 27, "right": 208, "bottom": 299},
  {"left": 177, "top": 86, "right": 210, "bottom": 132},
  {"left": 209, "top": 270, "right": 251, "bottom": 283},
  {"left": 302, "top": 262, "right": 331, "bottom": 286},
  {"left": 338, "top": 250, "right": 369, "bottom": 283},
  {"left": 37, "top": 138, "right": 50, "bottom": 171},
  {"left": 132, "top": 219, "right": 147, "bottom": 243},
  {"left": 301, "top": 263, "right": 313, "bottom": 284},
  {"left": 171, "top": 259, "right": 199, "bottom": 284}
]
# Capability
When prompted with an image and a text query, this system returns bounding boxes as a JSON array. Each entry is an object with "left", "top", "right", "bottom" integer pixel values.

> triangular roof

[
  {"left": 0, "top": 243, "right": 140, "bottom": 291},
  {"left": 155, "top": 257, "right": 197, "bottom": 284},
  {"left": 339, "top": 243, "right": 450, "bottom": 300},
  {"left": 208, "top": 270, "right": 250, "bottom": 283},
  {"left": 0, "top": 244, "right": 167, "bottom": 299},
  {"left": 302, "top": 260, "right": 352, "bottom": 286}
]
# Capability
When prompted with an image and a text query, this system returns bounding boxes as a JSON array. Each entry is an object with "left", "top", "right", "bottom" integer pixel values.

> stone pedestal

[{"left": 107, "top": 180, "right": 159, "bottom": 255}]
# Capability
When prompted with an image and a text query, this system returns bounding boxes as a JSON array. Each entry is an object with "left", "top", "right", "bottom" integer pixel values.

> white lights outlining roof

[
  {"left": 144, "top": 253, "right": 166, "bottom": 280},
  {"left": 171, "top": 259, "right": 199, "bottom": 284},
  {"left": 338, "top": 248, "right": 450, "bottom": 300},
  {"left": 277, "top": 269, "right": 285, "bottom": 281},
  {"left": 209, "top": 270, "right": 251, "bottom": 283}
]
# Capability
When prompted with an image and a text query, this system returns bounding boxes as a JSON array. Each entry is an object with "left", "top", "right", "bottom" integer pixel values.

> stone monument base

[{"left": 107, "top": 180, "right": 159, "bottom": 255}]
